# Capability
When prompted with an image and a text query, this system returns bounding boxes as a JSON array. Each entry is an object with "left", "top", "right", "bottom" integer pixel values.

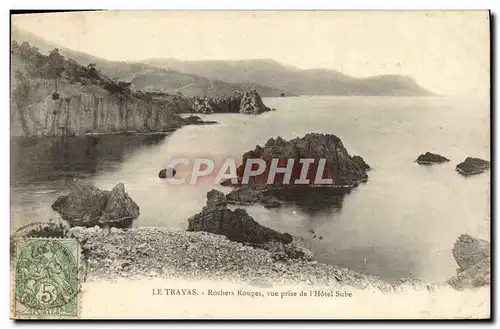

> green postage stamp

[{"left": 12, "top": 238, "right": 81, "bottom": 319}]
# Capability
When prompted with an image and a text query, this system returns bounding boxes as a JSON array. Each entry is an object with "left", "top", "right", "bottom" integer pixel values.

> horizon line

[{"left": 11, "top": 24, "right": 425, "bottom": 83}]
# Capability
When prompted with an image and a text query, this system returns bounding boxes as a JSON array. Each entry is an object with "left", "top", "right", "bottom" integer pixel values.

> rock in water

[
  {"left": 51, "top": 183, "right": 110, "bottom": 225},
  {"left": 187, "top": 189, "right": 292, "bottom": 244},
  {"left": 51, "top": 182, "right": 139, "bottom": 228},
  {"left": 206, "top": 189, "right": 227, "bottom": 206},
  {"left": 416, "top": 152, "right": 450, "bottom": 165},
  {"left": 239, "top": 90, "right": 271, "bottom": 114},
  {"left": 183, "top": 115, "right": 218, "bottom": 125},
  {"left": 447, "top": 234, "right": 490, "bottom": 289},
  {"left": 262, "top": 196, "right": 281, "bottom": 209},
  {"left": 159, "top": 168, "right": 176, "bottom": 179},
  {"left": 192, "top": 90, "right": 271, "bottom": 115},
  {"left": 100, "top": 183, "right": 140, "bottom": 227},
  {"left": 452, "top": 234, "right": 490, "bottom": 272},
  {"left": 222, "top": 133, "right": 370, "bottom": 210},
  {"left": 226, "top": 133, "right": 370, "bottom": 186},
  {"left": 447, "top": 257, "right": 491, "bottom": 290},
  {"left": 352, "top": 155, "right": 371, "bottom": 170},
  {"left": 456, "top": 157, "right": 490, "bottom": 176}
]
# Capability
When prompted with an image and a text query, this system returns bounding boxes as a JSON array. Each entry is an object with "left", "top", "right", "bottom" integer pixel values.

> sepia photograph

[{"left": 9, "top": 10, "right": 491, "bottom": 319}]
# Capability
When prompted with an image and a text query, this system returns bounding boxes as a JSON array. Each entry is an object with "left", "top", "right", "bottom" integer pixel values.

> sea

[{"left": 10, "top": 95, "right": 491, "bottom": 282}]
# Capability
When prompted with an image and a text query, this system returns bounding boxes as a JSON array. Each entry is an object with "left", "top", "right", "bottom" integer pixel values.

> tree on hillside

[
  {"left": 86, "top": 63, "right": 100, "bottom": 80},
  {"left": 18, "top": 42, "right": 38, "bottom": 60},
  {"left": 65, "top": 58, "right": 83, "bottom": 83},
  {"left": 46, "top": 48, "right": 65, "bottom": 93},
  {"left": 11, "top": 40, "right": 19, "bottom": 54}
]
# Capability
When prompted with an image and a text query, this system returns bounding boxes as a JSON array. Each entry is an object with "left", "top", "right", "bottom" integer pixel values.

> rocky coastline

[
  {"left": 11, "top": 182, "right": 490, "bottom": 292},
  {"left": 10, "top": 41, "right": 267, "bottom": 137},
  {"left": 9, "top": 40, "right": 491, "bottom": 295}
]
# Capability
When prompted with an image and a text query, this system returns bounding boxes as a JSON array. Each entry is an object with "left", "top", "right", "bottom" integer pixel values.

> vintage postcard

[{"left": 9, "top": 10, "right": 491, "bottom": 319}]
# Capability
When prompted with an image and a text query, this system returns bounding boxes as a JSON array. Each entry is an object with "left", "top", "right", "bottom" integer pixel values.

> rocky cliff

[
  {"left": 11, "top": 88, "right": 190, "bottom": 137},
  {"left": 10, "top": 41, "right": 200, "bottom": 137}
]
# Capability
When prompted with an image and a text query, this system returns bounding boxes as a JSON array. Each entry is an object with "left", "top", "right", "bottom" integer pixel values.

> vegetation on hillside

[
  {"left": 12, "top": 26, "right": 286, "bottom": 97},
  {"left": 11, "top": 41, "right": 176, "bottom": 101}
]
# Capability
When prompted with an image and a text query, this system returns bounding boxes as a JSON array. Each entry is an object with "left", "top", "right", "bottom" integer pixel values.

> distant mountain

[
  {"left": 145, "top": 58, "right": 433, "bottom": 96},
  {"left": 11, "top": 26, "right": 432, "bottom": 97},
  {"left": 10, "top": 27, "right": 285, "bottom": 97}
]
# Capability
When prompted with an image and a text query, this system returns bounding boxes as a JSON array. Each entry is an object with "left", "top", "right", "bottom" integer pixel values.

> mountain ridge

[
  {"left": 145, "top": 58, "right": 433, "bottom": 96},
  {"left": 11, "top": 25, "right": 432, "bottom": 97},
  {"left": 10, "top": 26, "right": 285, "bottom": 97}
]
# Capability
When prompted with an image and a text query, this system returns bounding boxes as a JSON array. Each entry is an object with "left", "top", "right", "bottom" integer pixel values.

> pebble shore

[{"left": 68, "top": 226, "right": 436, "bottom": 293}]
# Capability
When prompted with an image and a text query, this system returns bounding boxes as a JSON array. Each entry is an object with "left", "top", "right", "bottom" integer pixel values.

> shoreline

[
  {"left": 11, "top": 222, "right": 440, "bottom": 292},
  {"left": 12, "top": 220, "right": 488, "bottom": 293},
  {"left": 10, "top": 223, "right": 491, "bottom": 319},
  {"left": 10, "top": 117, "right": 219, "bottom": 139}
]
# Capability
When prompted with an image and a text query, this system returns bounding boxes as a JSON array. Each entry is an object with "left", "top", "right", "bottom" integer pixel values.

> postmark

[{"left": 13, "top": 238, "right": 80, "bottom": 319}]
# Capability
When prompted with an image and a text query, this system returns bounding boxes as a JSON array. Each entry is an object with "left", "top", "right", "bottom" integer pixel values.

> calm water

[{"left": 10, "top": 96, "right": 491, "bottom": 282}]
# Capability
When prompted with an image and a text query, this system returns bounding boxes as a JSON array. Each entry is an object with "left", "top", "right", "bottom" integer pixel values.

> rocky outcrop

[
  {"left": 456, "top": 157, "right": 490, "bottom": 176},
  {"left": 51, "top": 182, "right": 139, "bottom": 228},
  {"left": 451, "top": 234, "right": 490, "bottom": 272},
  {"left": 262, "top": 196, "right": 281, "bottom": 209},
  {"left": 416, "top": 152, "right": 450, "bottom": 165},
  {"left": 239, "top": 90, "right": 272, "bottom": 114},
  {"left": 222, "top": 133, "right": 369, "bottom": 210},
  {"left": 237, "top": 134, "right": 369, "bottom": 186},
  {"left": 206, "top": 189, "right": 228, "bottom": 206},
  {"left": 447, "top": 257, "right": 490, "bottom": 290},
  {"left": 352, "top": 155, "right": 371, "bottom": 170},
  {"left": 447, "top": 234, "right": 490, "bottom": 289},
  {"left": 192, "top": 90, "right": 271, "bottom": 115},
  {"left": 159, "top": 168, "right": 176, "bottom": 179},
  {"left": 224, "top": 185, "right": 283, "bottom": 209},
  {"left": 192, "top": 92, "right": 240, "bottom": 114},
  {"left": 182, "top": 115, "right": 217, "bottom": 125},
  {"left": 187, "top": 189, "right": 292, "bottom": 245}
]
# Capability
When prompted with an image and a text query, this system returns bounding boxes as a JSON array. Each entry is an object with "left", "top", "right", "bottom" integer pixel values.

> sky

[{"left": 12, "top": 11, "right": 490, "bottom": 96}]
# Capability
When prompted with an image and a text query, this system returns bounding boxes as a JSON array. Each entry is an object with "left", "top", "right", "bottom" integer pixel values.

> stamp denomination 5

[{"left": 13, "top": 238, "right": 80, "bottom": 319}]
